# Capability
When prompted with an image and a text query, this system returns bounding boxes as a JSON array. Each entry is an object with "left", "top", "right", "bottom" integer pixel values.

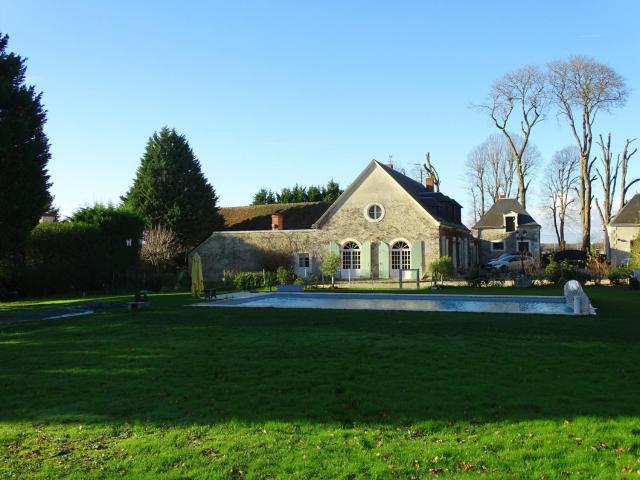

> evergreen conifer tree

[
  {"left": 0, "top": 33, "right": 52, "bottom": 259},
  {"left": 123, "top": 127, "right": 223, "bottom": 248}
]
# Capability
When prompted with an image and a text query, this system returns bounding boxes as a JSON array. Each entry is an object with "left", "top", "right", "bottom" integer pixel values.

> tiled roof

[
  {"left": 610, "top": 194, "right": 640, "bottom": 225},
  {"left": 472, "top": 199, "right": 539, "bottom": 229},
  {"left": 219, "top": 202, "right": 330, "bottom": 231},
  {"left": 376, "top": 161, "right": 467, "bottom": 229}
]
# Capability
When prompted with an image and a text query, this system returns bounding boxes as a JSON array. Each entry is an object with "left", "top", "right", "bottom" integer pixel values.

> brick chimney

[
  {"left": 271, "top": 213, "right": 284, "bottom": 230},
  {"left": 425, "top": 177, "right": 435, "bottom": 193}
]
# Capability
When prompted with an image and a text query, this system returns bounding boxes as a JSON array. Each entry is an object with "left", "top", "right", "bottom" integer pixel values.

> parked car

[
  {"left": 486, "top": 252, "right": 532, "bottom": 268},
  {"left": 488, "top": 254, "right": 534, "bottom": 272},
  {"left": 486, "top": 252, "right": 513, "bottom": 268}
]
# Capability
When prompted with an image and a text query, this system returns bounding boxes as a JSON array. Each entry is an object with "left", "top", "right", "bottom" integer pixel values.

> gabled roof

[
  {"left": 314, "top": 160, "right": 468, "bottom": 230},
  {"left": 610, "top": 193, "right": 640, "bottom": 225},
  {"left": 473, "top": 199, "right": 539, "bottom": 229},
  {"left": 220, "top": 202, "right": 330, "bottom": 231},
  {"left": 376, "top": 162, "right": 467, "bottom": 228}
]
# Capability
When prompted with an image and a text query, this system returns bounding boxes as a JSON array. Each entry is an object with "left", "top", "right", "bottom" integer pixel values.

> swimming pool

[{"left": 195, "top": 292, "right": 577, "bottom": 315}]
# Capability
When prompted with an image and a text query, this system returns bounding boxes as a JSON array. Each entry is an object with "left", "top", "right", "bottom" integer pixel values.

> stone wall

[{"left": 191, "top": 230, "right": 325, "bottom": 282}]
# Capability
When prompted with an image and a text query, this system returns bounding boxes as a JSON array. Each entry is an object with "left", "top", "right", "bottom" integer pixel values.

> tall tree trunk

[
  {"left": 517, "top": 163, "right": 526, "bottom": 209},
  {"left": 595, "top": 199, "right": 610, "bottom": 258},
  {"left": 551, "top": 204, "right": 561, "bottom": 247}
]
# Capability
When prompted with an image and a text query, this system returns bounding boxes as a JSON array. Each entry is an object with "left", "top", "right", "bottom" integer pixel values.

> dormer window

[{"left": 505, "top": 215, "right": 516, "bottom": 232}]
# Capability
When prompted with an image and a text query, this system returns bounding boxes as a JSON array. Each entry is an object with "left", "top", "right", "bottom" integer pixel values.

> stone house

[
  {"left": 471, "top": 198, "right": 541, "bottom": 264},
  {"left": 191, "top": 160, "right": 475, "bottom": 283},
  {"left": 607, "top": 193, "right": 640, "bottom": 266}
]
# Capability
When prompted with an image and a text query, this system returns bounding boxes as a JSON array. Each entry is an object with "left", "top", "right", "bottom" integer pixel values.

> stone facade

[
  {"left": 474, "top": 225, "right": 541, "bottom": 264},
  {"left": 471, "top": 198, "right": 541, "bottom": 264},
  {"left": 607, "top": 194, "right": 640, "bottom": 266},
  {"left": 191, "top": 161, "right": 475, "bottom": 282},
  {"left": 607, "top": 224, "right": 639, "bottom": 266}
]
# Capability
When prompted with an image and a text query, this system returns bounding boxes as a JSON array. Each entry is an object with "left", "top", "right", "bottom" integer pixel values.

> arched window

[
  {"left": 391, "top": 241, "right": 411, "bottom": 270},
  {"left": 342, "top": 241, "right": 361, "bottom": 269}
]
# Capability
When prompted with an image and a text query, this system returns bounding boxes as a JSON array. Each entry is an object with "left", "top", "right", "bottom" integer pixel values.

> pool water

[{"left": 197, "top": 292, "right": 575, "bottom": 315}]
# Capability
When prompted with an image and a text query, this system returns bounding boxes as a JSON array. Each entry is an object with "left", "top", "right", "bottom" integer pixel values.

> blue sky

[{"left": 3, "top": 0, "right": 640, "bottom": 241}]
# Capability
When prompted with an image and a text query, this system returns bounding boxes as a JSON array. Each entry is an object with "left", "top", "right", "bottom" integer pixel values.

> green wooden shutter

[
  {"left": 360, "top": 240, "right": 371, "bottom": 279},
  {"left": 411, "top": 240, "right": 424, "bottom": 275},
  {"left": 378, "top": 241, "right": 390, "bottom": 279},
  {"left": 329, "top": 241, "right": 341, "bottom": 279}
]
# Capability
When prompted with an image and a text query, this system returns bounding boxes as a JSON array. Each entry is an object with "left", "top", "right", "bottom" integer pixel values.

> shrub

[
  {"left": 232, "top": 272, "right": 264, "bottom": 290},
  {"left": 263, "top": 271, "right": 276, "bottom": 290},
  {"left": 429, "top": 256, "right": 454, "bottom": 285},
  {"left": 544, "top": 258, "right": 561, "bottom": 285},
  {"left": 608, "top": 265, "right": 631, "bottom": 286},
  {"left": 586, "top": 254, "right": 610, "bottom": 285},
  {"left": 70, "top": 203, "right": 145, "bottom": 279},
  {"left": 545, "top": 258, "right": 590, "bottom": 285},
  {"left": 308, "top": 274, "right": 320, "bottom": 288},
  {"left": 294, "top": 277, "right": 306, "bottom": 286},
  {"left": 17, "top": 222, "right": 111, "bottom": 296},
  {"left": 464, "top": 267, "right": 490, "bottom": 287},
  {"left": 276, "top": 266, "right": 295, "bottom": 285}
]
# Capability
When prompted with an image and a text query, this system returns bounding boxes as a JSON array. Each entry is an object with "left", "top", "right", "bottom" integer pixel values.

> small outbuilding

[{"left": 471, "top": 197, "right": 541, "bottom": 264}]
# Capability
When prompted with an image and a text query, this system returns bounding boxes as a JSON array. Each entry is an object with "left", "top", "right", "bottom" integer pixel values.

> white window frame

[
  {"left": 391, "top": 240, "right": 411, "bottom": 270},
  {"left": 297, "top": 253, "right": 310, "bottom": 268},
  {"left": 341, "top": 241, "right": 361, "bottom": 269},
  {"left": 517, "top": 240, "right": 530, "bottom": 253},
  {"left": 503, "top": 212, "right": 518, "bottom": 232},
  {"left": 364, "top": 203, "right": 385, "bottom": 223},
  {"left": 491, "top": 241, "right": 505, "bottom": 252}
]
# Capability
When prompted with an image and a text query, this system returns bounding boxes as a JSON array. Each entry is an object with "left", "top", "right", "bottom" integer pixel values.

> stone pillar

[
  {"left": 452, "top": 237, "right": 458, "bottom": 269},
  {"left": 463, "top": 237, "right": 468, "bottom": 269}
]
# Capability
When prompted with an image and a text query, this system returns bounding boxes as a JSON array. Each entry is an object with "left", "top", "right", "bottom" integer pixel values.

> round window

[{"left": 366, "top": 204, "right": 384, "bottom": 221}]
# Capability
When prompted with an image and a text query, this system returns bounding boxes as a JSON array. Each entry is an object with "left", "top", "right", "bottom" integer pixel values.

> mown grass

[{"left": 1, "top": 287, "right": 639, "bottom": 478}]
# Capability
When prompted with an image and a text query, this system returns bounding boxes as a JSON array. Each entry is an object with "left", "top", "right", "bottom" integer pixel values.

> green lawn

[{"left": 1, "top": 288, "right": 639, "bottom": 479}]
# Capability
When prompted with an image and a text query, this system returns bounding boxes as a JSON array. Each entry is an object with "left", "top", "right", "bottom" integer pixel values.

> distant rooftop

[
  {"left": 219, "top": 202, "right": 330, "bottom": 231},
  {"left": 375, "top": 161, "right": 467, "bottom": 229},
  {"left": 610, "top": 193, "right": 640, "bottom": 225},
  {"left": 473, "top": 198, "right": 539, "bottom": 229}
]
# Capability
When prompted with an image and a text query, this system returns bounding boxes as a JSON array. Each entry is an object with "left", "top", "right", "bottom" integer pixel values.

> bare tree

[
  {"left": 423, "top": 152, "right": 441, "bottom": 191},
  {"left": 468, "top": 185, "right": 480, "bottom": 224},
  {"left": 594, "top": 134, "right": 639, "bottom": 257},
  {"left": 594, "top": 134, "right": 618, "bottom": 257},
  {"left": 548, "top": 56, "right": 629, "bottom": 251},
  {"left": 484, "top": 134, "right": 511, "bottom": 202},
  {"left": 476, "top": 65, "right": 548, "bottom": 209},
  {"left": 466, "top": 144, "right": 488, "bottom": 219},
  {"left": 465, "top": 134, "right": 538, "bottom": 219},
  {"left": 140, "top": 224, "right": 179, "bottom": 271},
  {"left": 543, "top": 146, "right": 579, "bottom": 249},
  {"left": 618, "top": 138, "right": 639, "bottom": 210}
]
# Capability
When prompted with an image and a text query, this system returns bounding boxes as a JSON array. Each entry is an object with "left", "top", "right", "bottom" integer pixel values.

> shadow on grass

[{"left": 0, "top": 288, "right": 639, "bottom": 427}]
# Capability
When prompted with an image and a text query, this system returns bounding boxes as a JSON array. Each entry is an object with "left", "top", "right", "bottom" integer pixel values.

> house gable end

[{"left": 313, "top": 161, "right": 441, "bottom": 229}]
